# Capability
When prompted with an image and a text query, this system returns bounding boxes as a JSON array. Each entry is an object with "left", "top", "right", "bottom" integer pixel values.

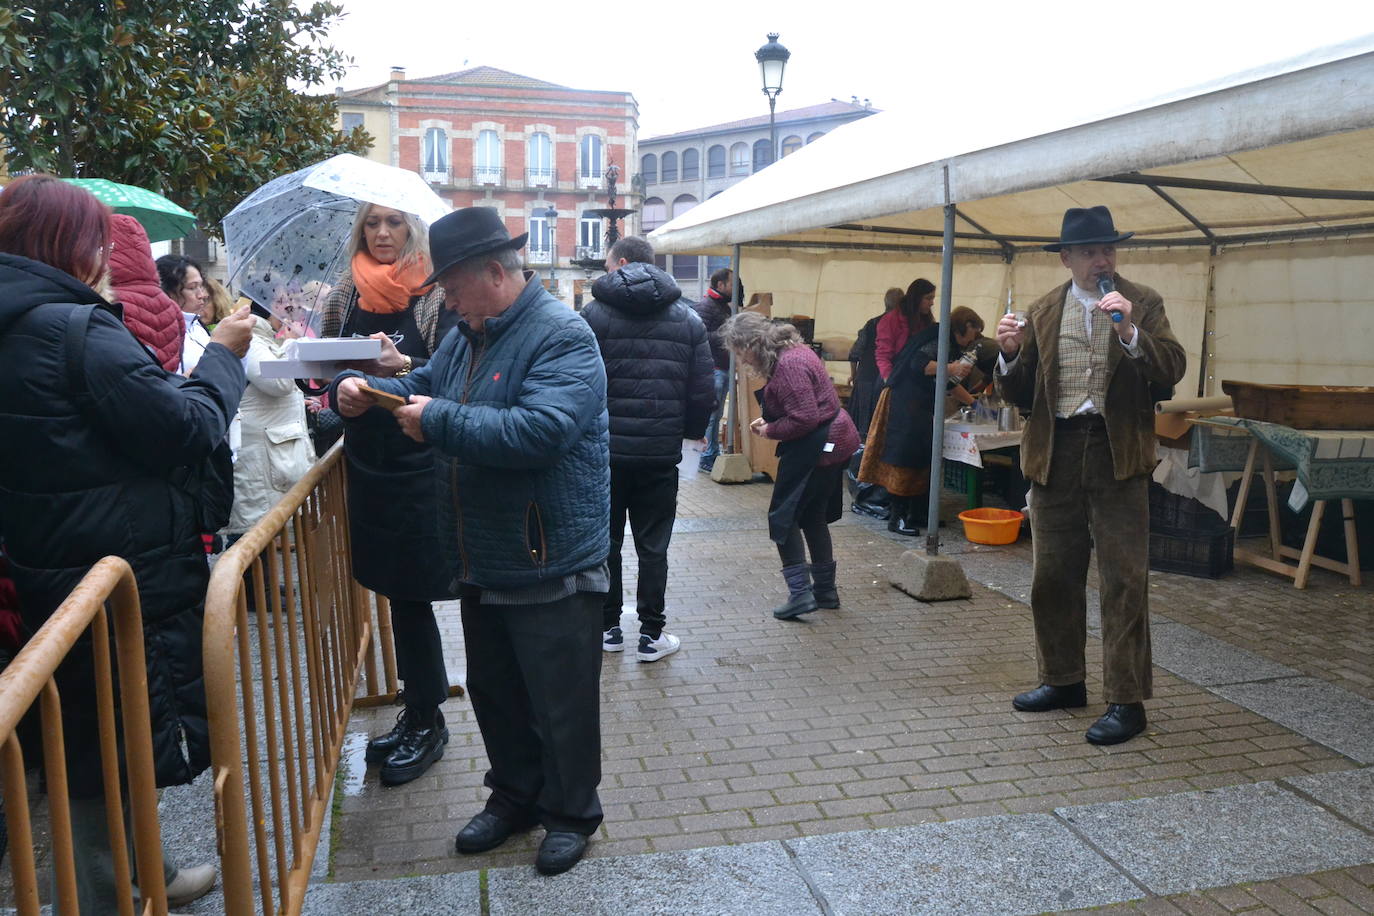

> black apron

[{"left": 761, "top": 386, "right": 839, "bottom": 544}]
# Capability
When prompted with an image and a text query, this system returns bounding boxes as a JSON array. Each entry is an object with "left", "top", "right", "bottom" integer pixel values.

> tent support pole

[
  {"left": 727, "top": 243, "right": 742, "bottom": 453},
  {"left": 926, "top": 181, "right": 957, "bottom": 556}
]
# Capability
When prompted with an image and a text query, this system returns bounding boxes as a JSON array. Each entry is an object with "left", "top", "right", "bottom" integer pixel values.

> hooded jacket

[
  {"left": 0, "top": 252, "right": 245, "bottom": 796},
  {"left": 581, "top": 262, "right": 716, "bottom": 468},
  {"left": 108, "top": 214, "right": 185, "bottom": 372}
]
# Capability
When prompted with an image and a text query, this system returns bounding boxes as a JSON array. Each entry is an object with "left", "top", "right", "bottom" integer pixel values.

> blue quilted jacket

[{"left": 357, "top": 276, "right": 610, "bottom": 590}]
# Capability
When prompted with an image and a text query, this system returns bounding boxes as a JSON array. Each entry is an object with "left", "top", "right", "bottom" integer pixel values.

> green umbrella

[{"left": 62, "top": 178, "right": 197, "bottom": 242}]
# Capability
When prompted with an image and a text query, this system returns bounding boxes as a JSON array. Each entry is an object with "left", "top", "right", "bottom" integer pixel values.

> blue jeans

[{"left": 700, "top": 368, "right": 730, "bottom": 464}]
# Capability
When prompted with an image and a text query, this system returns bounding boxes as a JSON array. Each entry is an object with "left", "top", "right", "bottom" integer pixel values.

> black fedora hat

[
  {"left": 423, "top": 206, "right": 529, "bottom": 285},
  {"left": 1043, "top": 205, "right": 1134, "bottom": 252}
]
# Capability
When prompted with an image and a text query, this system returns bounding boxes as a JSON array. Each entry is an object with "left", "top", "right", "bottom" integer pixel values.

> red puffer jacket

[{"left": 108, "top": 214, "right": 184, "bottom": 372}]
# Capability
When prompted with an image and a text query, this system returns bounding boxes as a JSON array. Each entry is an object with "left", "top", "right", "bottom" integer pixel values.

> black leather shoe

[
  {"left": 379, "top": 712, "right": 449, "bottom": 786},
  {"left": 1012, "top": 682, "right": 1087, "bottom": 712},
  {"left": 365, "top": 707, "right": 417, "bottom": 764},
  {"left": 888, "top": 514, "right": 921, "bottom": 536},
  {"left": 535, "top": 831, "right": 589, "bottom": 876},
  {"left": 1085, "top": 703, "right": 1147, "bottom": 746},
  {"left": 455, "top": 810, "right": 537, "bottom": 854}
]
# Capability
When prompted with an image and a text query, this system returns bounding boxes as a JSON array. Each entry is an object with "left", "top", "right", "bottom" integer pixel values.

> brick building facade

[{"left": 337, "top": 66, "right": 639, "bottom": 307}]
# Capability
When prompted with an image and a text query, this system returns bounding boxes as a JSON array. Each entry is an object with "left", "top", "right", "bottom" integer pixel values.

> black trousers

[
  {"left": 603, "top": 464, "right": 679, "bottom": 638},
  {"left": 461, "top": 589, "right": 604, "bottom": 835},
  {"left": 389, "top": 598, "right": 449, "bottom": 711},
  {"left": 777, "top": 463, "right": 841, "bottom": 567}
]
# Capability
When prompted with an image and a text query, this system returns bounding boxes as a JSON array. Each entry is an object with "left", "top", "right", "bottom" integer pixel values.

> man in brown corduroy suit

[{"left": 996, "top": 206, "right": 1186, "bottom": 745}]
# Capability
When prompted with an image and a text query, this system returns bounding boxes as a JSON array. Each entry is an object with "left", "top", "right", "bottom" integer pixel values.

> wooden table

[{"left": 1192, "top": 417, "right": 1367, "bottom": 589}]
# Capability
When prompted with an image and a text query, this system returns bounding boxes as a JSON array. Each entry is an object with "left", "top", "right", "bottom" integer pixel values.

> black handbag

[{"left": 64, "top": 304, "right": 235, "bottom": 533}]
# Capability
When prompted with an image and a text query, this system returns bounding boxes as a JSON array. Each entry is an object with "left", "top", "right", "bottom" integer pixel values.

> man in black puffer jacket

[{"left": 581, "top": 237, "right": 715, "bottom": 662}]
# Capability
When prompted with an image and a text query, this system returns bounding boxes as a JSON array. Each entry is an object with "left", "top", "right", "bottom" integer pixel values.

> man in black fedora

[
  {"left": 995, "top": 205, "right": 1185, "bottom": 746},
  {"left": 335, "top": 206, "right": 610, "bottom": 875}
]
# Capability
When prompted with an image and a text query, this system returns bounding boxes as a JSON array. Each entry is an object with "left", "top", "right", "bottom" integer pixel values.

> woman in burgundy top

[
  {"left": 721, "top": 312, "right": 860, "bottom": 620},
  {"left": 873, "top": 278, "right": 935, "bottom": 381}
]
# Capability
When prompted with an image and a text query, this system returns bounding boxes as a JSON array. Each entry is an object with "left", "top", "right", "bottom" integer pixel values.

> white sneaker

[
  {"left": 637, "top": 632, "right": 681, "bottom": 662},
  {"left": 603, "top": 626, "right": 625, "bottom": 652},
  {"left": 138, "top": 863, "right": 216, "bottom": 908}
]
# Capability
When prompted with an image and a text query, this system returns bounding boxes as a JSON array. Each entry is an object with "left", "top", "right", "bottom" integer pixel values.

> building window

[
  {"left": 729, "top": 142, "right": 749, "bottom": 176},
  {"left": 661, "top": 151, "right": 677, "bottom": 182},
  {"left": 422, "top": 128, "right": 448, "bottom": 182},
  {"left": 641, "top": 197, "right": 667, "bottom": 232},
  {"left": 807, "top": 131, "right": 826, "bottom": 143},
  {"left": 706, "top": 255, "right": 732, "bottom": 276},
  {"left": 342, "top": 112, "right": 364, "bottom": 133},
  {"left": 671, "top": 194, "right": 698, "bottom": 219},
  {"left": 475, "top": 130, "right": 502, "bottom": 184},
  {"left": 671, "top": 256, "right": 699, "bottom": 281},
  {"left": 752, "top": 139, "right": 773, "bottom": 172},
  {"left": 780, "top": 135, "right": 803, "bottom": 158},
  {"left": 681, "top": 149, "right": 699, "bottom": 181},
  {"left": 528, "top": 214, "right": 551, "bottom": 262},
  {"left": 578, "top": 214, "right": 603, "bottom": 258},
  {"left": 707, "top": 145, "right": 726, "bottom": 178},
  {"left": 580, "top": 134, "right": 603, "bottom": 180},
  {"left": 527, "top": 132, "right": 553, "bottom": 187},
  {"left": 641, "top": 153, "right": 657, "bottom": 184},
  {"left": 654, "top": 254, "right": 668, "bottom": 271}
]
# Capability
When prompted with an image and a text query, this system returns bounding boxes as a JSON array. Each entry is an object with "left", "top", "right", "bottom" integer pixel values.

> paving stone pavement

[{"left": 319, "top": 445, "right": 1373, "bottom": 912}]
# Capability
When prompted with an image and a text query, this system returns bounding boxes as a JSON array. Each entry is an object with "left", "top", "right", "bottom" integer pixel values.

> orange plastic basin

[{"left": 958, "top": 508, "right": 1024, "bottom": 545}]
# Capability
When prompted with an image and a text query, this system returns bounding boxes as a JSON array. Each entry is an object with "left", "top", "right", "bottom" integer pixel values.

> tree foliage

[{"left": 0, "top": 0, "right": 372, "bottom": 234}]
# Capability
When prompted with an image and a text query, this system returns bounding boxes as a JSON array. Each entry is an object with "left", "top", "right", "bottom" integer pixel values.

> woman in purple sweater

[{"left": 721, "top": 313, "right": 860, "bottom": 619}]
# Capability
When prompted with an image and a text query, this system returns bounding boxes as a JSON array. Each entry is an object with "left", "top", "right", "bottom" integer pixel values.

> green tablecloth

[{"left": 1190, "top": 416, "right": 1374, "bottom": 502}]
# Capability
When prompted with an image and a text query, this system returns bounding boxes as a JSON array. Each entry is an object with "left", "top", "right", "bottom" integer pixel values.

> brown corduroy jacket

[{"left": 997, "top": 274, "right": 1186, "bottom": 485}]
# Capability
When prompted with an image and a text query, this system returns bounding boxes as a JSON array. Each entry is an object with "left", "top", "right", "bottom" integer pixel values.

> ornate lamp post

[
  {"left": 755, "top": 32, "right": 791, "bottom": 166},
  {"left": 542, "top": 204, "right": 558, "bottom": 289}
]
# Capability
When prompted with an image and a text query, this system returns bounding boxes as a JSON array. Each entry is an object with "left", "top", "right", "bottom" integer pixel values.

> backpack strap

[{"left": 63, "top": 304, "right": 98, "bottom": 410}]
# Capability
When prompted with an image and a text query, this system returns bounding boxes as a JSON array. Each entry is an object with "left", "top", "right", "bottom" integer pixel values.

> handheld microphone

[{"left": 1097, "top": 273, "right": 1124, "bottom": 322}]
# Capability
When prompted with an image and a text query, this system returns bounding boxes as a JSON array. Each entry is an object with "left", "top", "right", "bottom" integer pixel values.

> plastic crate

[
  {"left": 1149, "top": 482, "right": 1225, "bottom": 532},
  {"left": 1149, "top": 525, "right": 1234, "bottom": 578},
  {"left": 942, "top": 460, "right": 969, "bottom": 493}
]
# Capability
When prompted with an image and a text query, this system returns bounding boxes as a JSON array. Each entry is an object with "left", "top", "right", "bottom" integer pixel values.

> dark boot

[
  {"left": 365, "top": 706, "right": 416, "bottom": 764},
  {"left": 888, "top": 496, "right": 919, "bottom": 536},
  {"left": 810, "top": 560, "right": 839, "bottom": 608},
  {"left": 379, "top": 708, "right": 449, "bottom": 786},
  {"left": 773, "top": 564, "right": 818, "bottom": 620}
]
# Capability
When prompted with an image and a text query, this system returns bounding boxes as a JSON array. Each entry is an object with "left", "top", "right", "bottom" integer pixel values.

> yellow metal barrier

[
  {"left": 0, "top": 556, "right": 168, "bottom": 916},
  {"left": 204, "top": 441, "right": 402, "bottom": 916}
]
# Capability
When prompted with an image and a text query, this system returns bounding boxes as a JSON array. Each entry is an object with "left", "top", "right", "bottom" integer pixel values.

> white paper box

[
  {"left": 258, "top": 358, "right": 353, "bottom": 379},
  {"left": 291, "top": 338, "right": 381, "bottom": 361}
]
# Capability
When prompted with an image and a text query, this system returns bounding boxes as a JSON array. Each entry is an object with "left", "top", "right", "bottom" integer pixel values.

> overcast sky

[{"left": 328, "top": 0, "right": 1368, "bottom": 140}]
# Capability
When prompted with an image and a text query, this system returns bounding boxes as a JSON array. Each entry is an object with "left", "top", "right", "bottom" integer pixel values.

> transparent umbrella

[{"left": 222, "top": 154, "right": 449, "bottom": 330}]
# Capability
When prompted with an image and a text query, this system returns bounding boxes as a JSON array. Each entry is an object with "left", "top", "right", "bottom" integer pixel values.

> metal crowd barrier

[
  {"left": 203, "top": 442, "right": 400, "bottom": 916},
  {"left": 0, "top": 556, "right": 168, "bottom": 916}
]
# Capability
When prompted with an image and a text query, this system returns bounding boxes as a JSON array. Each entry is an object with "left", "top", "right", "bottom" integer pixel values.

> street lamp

[
  {"left": 542, "top": 204, "right": 558, "bottom": 292},
  {"left": 754, "top": 32, "right": 791, "bottom": 167}
]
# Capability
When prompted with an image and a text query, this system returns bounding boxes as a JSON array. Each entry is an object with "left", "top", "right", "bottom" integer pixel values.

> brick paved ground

[{"left": 331, "top": 447, "right": 1365, "bottom": 887}]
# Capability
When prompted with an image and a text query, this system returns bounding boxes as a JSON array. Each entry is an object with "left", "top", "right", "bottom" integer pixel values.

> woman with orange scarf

[{"left": 318, "top": 204, "right": 457, "bottom": 787}]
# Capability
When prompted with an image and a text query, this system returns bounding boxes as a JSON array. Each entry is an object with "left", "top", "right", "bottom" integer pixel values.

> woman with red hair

[{"left": 0, "top": 175, "right": 254, "bottom": 912}]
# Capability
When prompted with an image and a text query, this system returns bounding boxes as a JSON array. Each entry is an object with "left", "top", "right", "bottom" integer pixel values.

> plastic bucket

[{"left": 957, "top": 507, "right": 1024, "bottom": 545}]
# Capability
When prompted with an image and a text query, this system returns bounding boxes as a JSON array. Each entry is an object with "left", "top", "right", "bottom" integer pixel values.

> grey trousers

[
  {"left": 1028, "top": 418, "right": 1153, "bottom": 704},
  {"left": 58, "top": 794, "right": 177, "bottom": 916}
]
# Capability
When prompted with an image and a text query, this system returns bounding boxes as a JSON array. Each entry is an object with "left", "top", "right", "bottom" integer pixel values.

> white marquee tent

[{"left": 649, "top": 36, "right": 1374, "bottom": 399}]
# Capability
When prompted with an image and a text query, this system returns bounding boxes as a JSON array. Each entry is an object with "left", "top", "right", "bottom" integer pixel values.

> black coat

[
  {"left": 849, "top": 313, "right": 884, "bottom": 439},
  {"left": 880, "top": 323, "right": 945, "bottom": 469},
  {"left": 582, "top": 263, "right": 716, "bottom": 468},
  {"left": 691, "top": 291, "right": 732, "bottom": 371},
  {"left": 332, "top": 285, "right": 459, "bottom": 601},
  {"left": 0, "top": 254, "right": 245, "bottom": 797}
]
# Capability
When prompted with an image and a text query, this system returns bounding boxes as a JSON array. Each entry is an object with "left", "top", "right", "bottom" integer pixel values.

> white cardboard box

[{"left": 257, "top": 337, "right": 382, "bottom": 379}]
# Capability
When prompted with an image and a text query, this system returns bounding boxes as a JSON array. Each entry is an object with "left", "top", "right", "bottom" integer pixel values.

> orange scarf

[{"left": 351, "top": 251, "right": 432, "bottom": 314}]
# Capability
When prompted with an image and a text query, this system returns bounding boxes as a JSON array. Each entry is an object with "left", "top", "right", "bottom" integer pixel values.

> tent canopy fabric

[{"left": 649, "top": 36, "right": 1374, "bottom": 257}]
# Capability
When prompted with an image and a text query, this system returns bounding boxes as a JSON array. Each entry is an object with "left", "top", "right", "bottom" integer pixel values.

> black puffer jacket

[
  {"left": 0, "top": 253, "right": 244, "bottom": 797},
  {"left": 582, "top": 263, "right": 716, "bottom": 468}
]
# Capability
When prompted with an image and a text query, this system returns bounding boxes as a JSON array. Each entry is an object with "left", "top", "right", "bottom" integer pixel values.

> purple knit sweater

[{"left": 760, "top": 345, "right": 861, "bottom": 467}]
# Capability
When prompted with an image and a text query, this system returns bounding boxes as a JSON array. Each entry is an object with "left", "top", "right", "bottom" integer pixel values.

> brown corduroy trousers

[{"left": 1029, "top": 418, "right": 1153, "bottom": 704}]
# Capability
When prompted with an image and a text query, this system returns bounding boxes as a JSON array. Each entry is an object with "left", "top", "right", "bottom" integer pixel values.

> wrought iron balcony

[
  {"left": 473, "top": 165, "right": 504, "bottom": 186},
  {"left": 525, "top": 167, "right": 557, "bottom": 188},
  {"left": 527, "top": 247, "right": 553, "bottom": 265},
  {"left": 575, "top": 245, "right": 605, "bottom": 262},
  {"left": 421, "top": 167, "right": 450, "bottom": 185}
]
